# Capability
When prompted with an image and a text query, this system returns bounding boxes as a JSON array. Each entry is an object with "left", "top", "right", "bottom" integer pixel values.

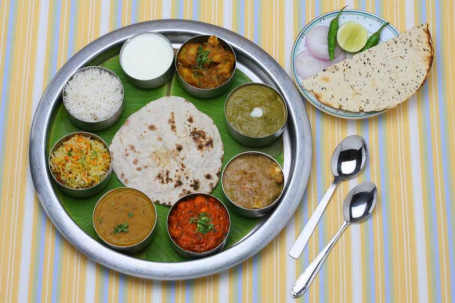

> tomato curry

[{"left": 168, "top": 194, "right": 230, "bottom": 253}]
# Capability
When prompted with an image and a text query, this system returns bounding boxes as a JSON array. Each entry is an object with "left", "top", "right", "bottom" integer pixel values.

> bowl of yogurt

[{"left": 120, "top": 32, "right": 174, "bottom": 89}]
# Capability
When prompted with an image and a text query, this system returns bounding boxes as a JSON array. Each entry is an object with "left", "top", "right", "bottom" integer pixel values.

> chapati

[{"left": 110, "top": 96, "right": 223, "bottom": 205}]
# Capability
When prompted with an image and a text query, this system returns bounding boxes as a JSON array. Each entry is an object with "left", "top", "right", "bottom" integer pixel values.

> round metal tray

[{"left": 29, "top": 19, "right": 312, "bottom": 280}]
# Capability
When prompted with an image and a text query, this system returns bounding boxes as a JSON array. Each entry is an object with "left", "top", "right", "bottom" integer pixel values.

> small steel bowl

[
  {"left": 167, "top": 193, "right": 231, "bottom": 258},
  {"left": 119, "top": 32, "right": 174, "bottom": 89},
  {"left": 175, "top": 35, "right": 236, "bottom": 98},
  {"left": 93, "top": 187, "right": 157, "bottom": 254},
  {"left": 221, "top": 151, "right": 285, "bottom": 218},
  {"left": 62, "top": 66, "right": 124, "bottom": 131},
  {"left": 224, "top": 83, "right": 288, "bottom": 147},
  {"left": 48, "top": 131, "right": 112, "bottom": 198}
]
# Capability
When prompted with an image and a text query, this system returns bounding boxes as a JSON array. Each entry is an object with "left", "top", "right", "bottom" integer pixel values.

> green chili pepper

[
  {"left": 328, "top": 5, "right": 348, "bottom": 61},
  {"left": 360, "top": 22, "right": 389, "bottom": 51}
]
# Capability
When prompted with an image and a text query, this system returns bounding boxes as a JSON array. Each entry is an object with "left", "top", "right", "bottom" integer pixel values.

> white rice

[{"left": 63, "top": 67, "right": 123, "bottom": 122}]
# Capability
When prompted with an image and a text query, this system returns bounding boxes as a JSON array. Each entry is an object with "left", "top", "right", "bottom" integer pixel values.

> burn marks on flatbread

[
  {"left": 168, "top": 112, "right": 176, "bottom": 132},
  {"left": 190, "top": 128, "right": 214, "bottom": 151},
  {"left": 190, "top": 179, "right": 200, "bottom": 191},
  {"left": 109, "top": 96, "right": 223, "bottom": 205},
  {"left": 156, "top": 170, "right": 172, "bottom": 184}
]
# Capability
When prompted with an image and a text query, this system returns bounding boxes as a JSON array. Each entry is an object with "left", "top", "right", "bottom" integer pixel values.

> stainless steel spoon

[
  {"left": 289, "top": 135, "right": 367, "bottom": 259},
  {"left": 291, "top": 181, "right": 378, "bottom": 298}
]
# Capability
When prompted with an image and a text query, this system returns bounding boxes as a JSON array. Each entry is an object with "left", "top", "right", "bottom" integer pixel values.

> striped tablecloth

[{"left": 1, "top": 0, "right": 453, "bottom": 302}]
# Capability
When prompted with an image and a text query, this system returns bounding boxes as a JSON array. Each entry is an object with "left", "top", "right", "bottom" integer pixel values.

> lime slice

[{"left": 336, "top": 21, "right": 368, "bottom": 52}]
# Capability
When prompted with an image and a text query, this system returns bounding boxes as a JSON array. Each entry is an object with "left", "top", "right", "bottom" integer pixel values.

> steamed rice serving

[{"left": 63, "top": 67, "right": 123, "bottom": 122}]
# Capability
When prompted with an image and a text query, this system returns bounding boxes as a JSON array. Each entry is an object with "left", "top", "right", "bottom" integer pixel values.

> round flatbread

[
  {"left": 110, "top": 96, "right": 223, "bottom": 205},
  {"left": 302, "top": 23, "right": 433, "bottom": 112}
]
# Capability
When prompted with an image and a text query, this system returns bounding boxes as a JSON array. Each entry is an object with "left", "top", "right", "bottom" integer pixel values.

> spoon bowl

[
  {"left": 343, "top": 181, "right": 377, "bottom": 223},
  {"left": 331, "top": 135, "right": 368, "bottom": 181}
]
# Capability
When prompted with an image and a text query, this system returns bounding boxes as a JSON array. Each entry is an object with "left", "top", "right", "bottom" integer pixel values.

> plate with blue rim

[{"left": 291, "top": 9, "right": 399, "bottom": 119}]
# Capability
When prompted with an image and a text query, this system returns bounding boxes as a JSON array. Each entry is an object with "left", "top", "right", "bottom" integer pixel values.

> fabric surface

[{"left": 0, "top": 0, "right": 453, "bottom": 302}]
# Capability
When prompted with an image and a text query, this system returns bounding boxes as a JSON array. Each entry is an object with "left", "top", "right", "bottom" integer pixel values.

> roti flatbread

[
  {"left": 110, "top": 96, "right": 223, "bottom": 205},
  {"left": 302, "top": 23, "right": 433, "bottom": 112}
]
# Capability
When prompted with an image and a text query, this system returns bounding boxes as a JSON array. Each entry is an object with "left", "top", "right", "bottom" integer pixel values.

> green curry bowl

[{"left": 224, "top": 83, "right": 288, "bottom": 147}]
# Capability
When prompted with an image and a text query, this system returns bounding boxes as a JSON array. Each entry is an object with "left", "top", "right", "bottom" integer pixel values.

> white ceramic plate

[{"left": 291, "top": 9, "right": 399, "bottom": 119}]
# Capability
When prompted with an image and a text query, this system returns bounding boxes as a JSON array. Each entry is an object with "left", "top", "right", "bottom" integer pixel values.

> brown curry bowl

[
  {"left": 175, "top": 35, "right": 237, "bottom": 99},
  {"left": 167, "top": 193, "right": 231, "bottom": 258},
  {"left": 92, "top": 187, "right": 157, "bottom": 254},
  {"left": 221, "top": 151, "right": 285, "bottom": 218}
]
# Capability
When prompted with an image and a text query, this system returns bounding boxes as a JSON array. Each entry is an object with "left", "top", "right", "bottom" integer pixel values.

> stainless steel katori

[
  {"left": 48, "top": 131, "right": 113, "bottom": 198},
  {"left": 62, "top": 66, "right": 124, "bottom": 131},
  {"left": 119, "top": 32, "right": 174, "bottom": 89},
  {"left": 93, "top": 187, "right": 157, "bottom": 254},
  {"left": 224, "top": 82, "right": 288, "bottom": 147},
  {"left": 175, "top": 35, "right": 237, "bottom": 98},
  {"left": 166, "top": 193, "right": 231, "bottom": 258},
  {"left": 221, "top": 151, "right": 285, "bottom": 218},
  {"left": 29, "top": 20, "right": 312, "bottom": 280}
]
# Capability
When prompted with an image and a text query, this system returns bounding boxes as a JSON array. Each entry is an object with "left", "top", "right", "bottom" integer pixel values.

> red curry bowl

[{"left": 166, "top": 193, "right": 231, "bottom": 258}]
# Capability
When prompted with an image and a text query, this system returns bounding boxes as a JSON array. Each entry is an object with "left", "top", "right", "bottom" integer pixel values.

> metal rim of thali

[{"left": 29, "top": 19, "right": 312, "bottom": 280}]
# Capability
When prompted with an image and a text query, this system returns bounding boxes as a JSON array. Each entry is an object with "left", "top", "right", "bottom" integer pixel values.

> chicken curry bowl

[{"left": 176, "top": 35, "right": 236, "bottom": 89}]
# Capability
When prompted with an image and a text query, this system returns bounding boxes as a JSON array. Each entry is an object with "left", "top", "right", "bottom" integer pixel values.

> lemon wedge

[{"left": 336, "top": 21, "right": 368, "bottom": 52}]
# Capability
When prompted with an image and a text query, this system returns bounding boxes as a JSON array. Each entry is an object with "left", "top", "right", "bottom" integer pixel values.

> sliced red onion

[
  {"left": 305, "top": 25, "right": 342, "bottom": 60},
  {"left": 295, "top": 49, "right": 346, "bottom": 80},
  {"left": 295, "top": 50, "right": 331, "bottom": 80},
  {"left": 331, "top": 47, "right": 346, "bottom": 64}
]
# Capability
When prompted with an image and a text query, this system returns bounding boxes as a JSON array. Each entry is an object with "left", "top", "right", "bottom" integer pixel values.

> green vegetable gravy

[{"left": 225, "top": 84, "right": 286, "bottom": 137}]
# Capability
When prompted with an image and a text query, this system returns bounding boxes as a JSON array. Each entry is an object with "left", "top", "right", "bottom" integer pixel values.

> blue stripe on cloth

[
  {"left": 238, "top": 0, "right": 245, "bottom": 36},
  {"left": 432, "top": 0, "right": 455, "bottom": 300},
  {"left": 131, "top": 0, "right": 137, "bottom": 23},
  {"left": 314, "top": 2, "right": 325, "bottom": 301},
  {"left": 378, "top": 115, "right": 392, "bottom": 303},
  {"left": 0, "top": 0, "right": 19, "bottom": 212},
  {"left": 252, "top": 254, "right": 258, "bottom": 303},
  {"left": 363, "top": 120, "right": 377, "bottom": 303},
  {"left": 237, "top": 264, "right": 243, "bottom": 303},
  {"left": 418, "top": 1, "right": 441, "bottom": 302},
  {"left": 36, "top": 211, "right": 46, "bottom": 303}
]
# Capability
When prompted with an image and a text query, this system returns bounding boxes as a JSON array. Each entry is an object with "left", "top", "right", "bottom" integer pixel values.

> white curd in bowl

[{"left": 120, "top": 33, "right": 174, "bottom": 81}]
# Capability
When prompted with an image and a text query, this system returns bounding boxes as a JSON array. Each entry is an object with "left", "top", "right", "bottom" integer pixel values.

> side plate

[{"left": 291, "top": 9, "right": 399, "bottom": 119}]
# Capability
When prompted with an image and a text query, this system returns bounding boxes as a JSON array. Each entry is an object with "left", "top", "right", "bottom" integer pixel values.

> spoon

[
  {"left": 291, "top": 181, "right": 378, "bottom": 298},
  {"left": 289, "top": 135, "right": 367, "bottom": 259}
]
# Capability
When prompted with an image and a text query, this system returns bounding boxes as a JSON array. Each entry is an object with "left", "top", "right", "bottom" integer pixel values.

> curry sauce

[
  {"left": 93, "top": 188, "right": 156, "bottom": 247},
  {"left": 177, "top": 36, "right": 235, "bottom": 89}
]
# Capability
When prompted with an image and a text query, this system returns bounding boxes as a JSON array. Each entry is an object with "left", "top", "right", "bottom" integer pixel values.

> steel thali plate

[{"left": 29, "top": 19, "right": 312, "bottom": 280}]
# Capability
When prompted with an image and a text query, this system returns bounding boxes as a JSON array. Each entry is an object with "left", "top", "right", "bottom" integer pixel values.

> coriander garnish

[
  {"left": 128, "top": 212, "right": 133, "bottom": 218},
  {"left": 113, "top": 223, "right": 129, "bottom": 234},
  {"left": 196, "top": 45, "right": 211, "bottom": 69},
  {"left": 190, "top": 212, "right": 215, "bottom": 234}
]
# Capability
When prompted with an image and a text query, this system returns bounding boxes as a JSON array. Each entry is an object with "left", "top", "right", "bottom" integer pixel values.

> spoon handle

[
  {"left": 289, "top": 180, "right": 338, "bottom": 259},
  {"left": 291, "top": 221, "right": 349, "bottom": 298}
]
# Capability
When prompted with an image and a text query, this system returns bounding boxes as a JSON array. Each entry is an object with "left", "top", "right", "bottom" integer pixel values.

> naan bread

[
  {"left": 302, "top": 23, "right": 433, "bottom": 112},
  {"left": 110, "top": 96, "right": 223, "bottom": 205}
]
